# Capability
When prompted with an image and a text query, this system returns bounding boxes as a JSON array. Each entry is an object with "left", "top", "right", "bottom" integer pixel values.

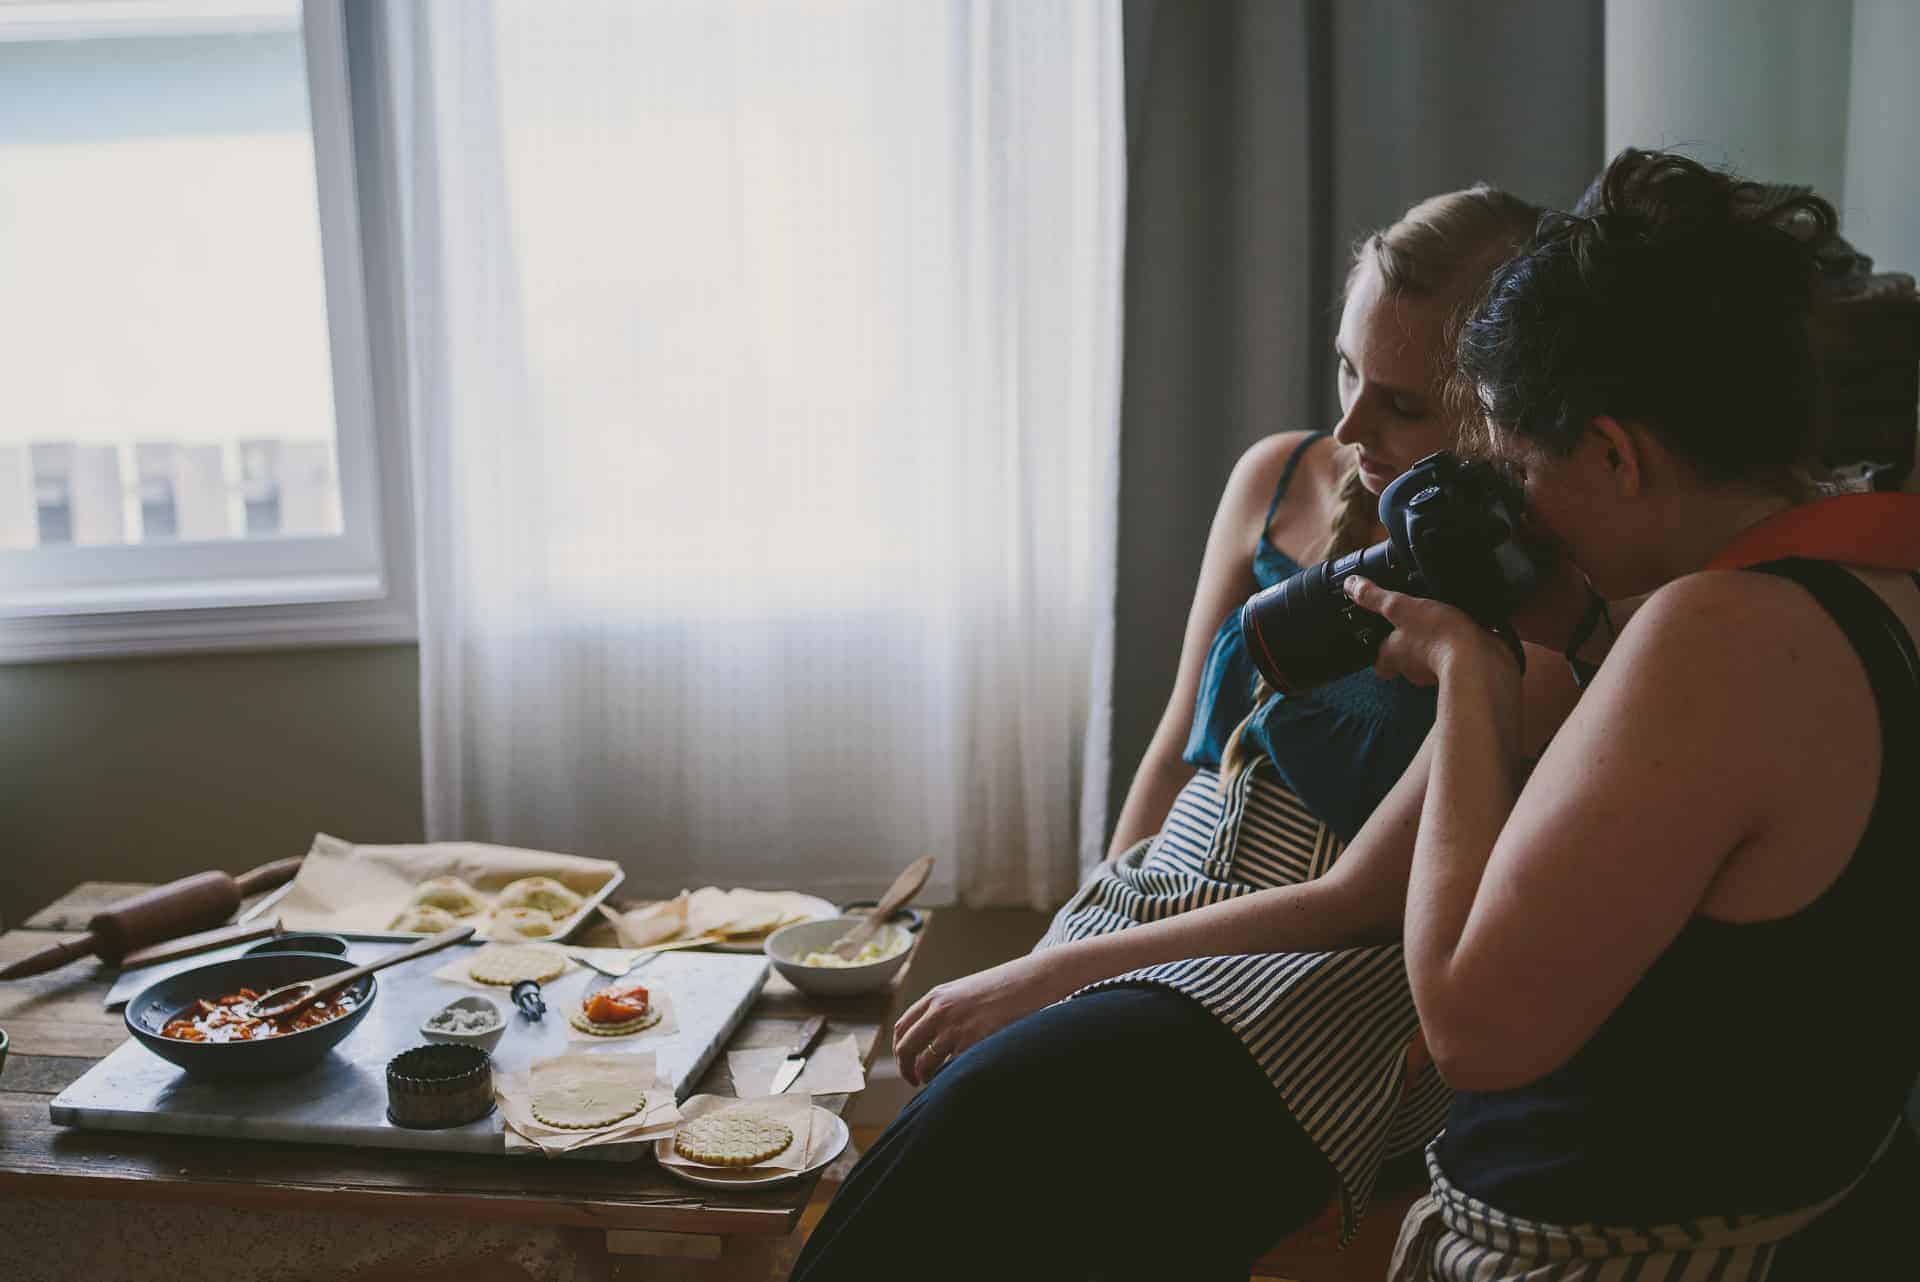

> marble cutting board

[{"left": 50, "top": 940, "right": 769, "bottom": 1158}]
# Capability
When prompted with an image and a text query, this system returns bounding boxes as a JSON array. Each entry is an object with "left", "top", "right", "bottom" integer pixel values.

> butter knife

[{"left": 768, "top": 1015, "right": 828, "bottom": 1095}]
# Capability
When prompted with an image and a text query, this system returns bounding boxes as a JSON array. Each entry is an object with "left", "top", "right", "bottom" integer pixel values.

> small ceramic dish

[
  {"left": 386, "top": 1043, "right": 494, "bottom": 1129},
  {"left": 419, "top": 995, "right": 507, "bottom": 1055},
  {"left": 245, "top": 932, "right": 350, "bottom": 958},
  {"left": 765, "top": 916, "right": 917, "bottom": 997}
]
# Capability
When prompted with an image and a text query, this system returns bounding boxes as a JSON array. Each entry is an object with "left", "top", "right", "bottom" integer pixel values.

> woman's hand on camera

[
  {"left": 892, "top": 953, "right": 1070, "bottom": 1088},
  {"left": 1344, "top": 576, "right": 1518, "bottom": 689}
]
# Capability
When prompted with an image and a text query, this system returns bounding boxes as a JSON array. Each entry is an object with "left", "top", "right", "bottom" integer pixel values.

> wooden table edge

[
  {"left": 0, "top": 1165, "right": 804, "bottom": 1235},
  {"left": 2, "top": 888, "right": 928, "bottom": 1247}
]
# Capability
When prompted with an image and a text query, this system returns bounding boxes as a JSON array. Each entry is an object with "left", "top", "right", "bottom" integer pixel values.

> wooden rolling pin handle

[
  {"left": 86, "top": 871, "right": 241, "bottom": 966},
  {"left": 234, "top": 856, "right": 304, "bottom": 896}
]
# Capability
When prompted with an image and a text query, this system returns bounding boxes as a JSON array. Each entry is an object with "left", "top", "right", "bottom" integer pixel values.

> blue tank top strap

[{"left": 1261, "top": 432, "right": 1330, "bottom": 534}]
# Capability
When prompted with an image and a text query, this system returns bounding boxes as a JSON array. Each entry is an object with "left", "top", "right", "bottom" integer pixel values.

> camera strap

[
  {"left": 1560, "top": 493, "right": 1920, "bottom": 690},
  {"left": 1562, "top": 587, "right": 1615, "bottom": 690},
  {"left": 1705, "top": 492, "right": 1920, "bottom": 573}
]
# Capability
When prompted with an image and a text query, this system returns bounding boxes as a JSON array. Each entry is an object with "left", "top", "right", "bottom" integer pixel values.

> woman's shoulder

[
  {"left": 1598, "top": 568, "right": 1861, "bottom": 715},
  {"left": 1222, "top": 432, "right": 1338, "bottom": 529}
]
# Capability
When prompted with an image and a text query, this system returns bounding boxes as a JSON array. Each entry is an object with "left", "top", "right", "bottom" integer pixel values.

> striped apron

[
  {"left": 1036, "top": 761, "right": 1449, "bottom": 1241},
  {"left": 1389, "top": 1124, "right": 1904, "bottom": 1282}
]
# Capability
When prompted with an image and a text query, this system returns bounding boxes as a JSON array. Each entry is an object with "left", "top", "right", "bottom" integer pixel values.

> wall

[
  {"left": 1606, "top": 0, "right": 1853, "bottom": 203},
  {"left": 0, "top": 646, "right": 423, "bottom": 928},
  {"left": 1105, "top": 1, "right": 1603, "bottom": 845},
  {"left": 1844, "top": 0, "right": 1920, "bottom": 276}
]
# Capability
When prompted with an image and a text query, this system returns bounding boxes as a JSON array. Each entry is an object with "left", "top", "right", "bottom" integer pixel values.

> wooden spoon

[
  {"left": 828, "top": 856, "right": 933, "bottom": 961},
  {"left": 249, "top": 924, "right": 475, "bottom": 1020}
]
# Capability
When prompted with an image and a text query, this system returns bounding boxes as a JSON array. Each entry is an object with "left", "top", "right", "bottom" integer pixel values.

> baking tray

[
  {"left": 238, "top": 865, "right": 626, "bottom": 944},
  {"left": 56, "top": 938, "right": 767, "bottom": 1158}
]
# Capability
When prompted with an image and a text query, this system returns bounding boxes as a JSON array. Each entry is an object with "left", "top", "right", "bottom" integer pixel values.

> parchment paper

[
  {"left": 564, "top": 986, "right": 682, "bottom": 1044},
  {"left": 725, "top": 1034, "right": 866, "bottom": 1097},
  {"left": 659, "top": 1092, "right": 817, "bottom": 1173},
  {"left": 497, "top": 1051, "right": 681, "bottom": 1155},
  {"left": 266, "top": 833, "right": 622, "bottom": 936},
  {"left": 430, "top": 946, "right": 580, "bottom": 992}
]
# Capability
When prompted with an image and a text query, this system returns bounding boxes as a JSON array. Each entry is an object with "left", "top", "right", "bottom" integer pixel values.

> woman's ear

[{"left": 1586, "top": 416, "right": 1641, "bottom": 499}]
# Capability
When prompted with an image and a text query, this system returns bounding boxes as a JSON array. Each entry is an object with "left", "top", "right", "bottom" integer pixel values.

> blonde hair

[{"left": 1219, "top": 184, "right": 1539, "bottom": 786}]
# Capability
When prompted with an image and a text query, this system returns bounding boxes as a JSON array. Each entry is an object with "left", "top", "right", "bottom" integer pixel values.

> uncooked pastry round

[
  {"left": 466, "top": 942, "right": 567, "bottom": 986},
  {"left": 529, "top": 1058, "right": 648, "bottom": 1130},
  {"left": 673, "top": 1105, "right": 794, "bottom": 1167},
  {"left": 494, "top": 876, "right": 584, "bottom": 918},
  {"left": 565, "top": 998, "right": 663, "bottom": 1037},
  {"left": 490, "top": 906, "right": 557, "bottom": 940},
  {"left": 409, "top": 875, "right": 487, "bottom": 918},
  {"left": 388, "top": 904, "right": 459, "bottom": 933}
]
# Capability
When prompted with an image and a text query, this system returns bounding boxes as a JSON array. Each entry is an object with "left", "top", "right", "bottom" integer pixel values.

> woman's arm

[
  {"left": 894, "top": 730, "right": 1436, "bottom": 1085},
  {"left": 1106, "top": 434, "right": 1325, "bottom": 858},
  {"left": 892, "top": 651, "right": 1576, "bottom": 1088},
  {"left": 1355, "top": 571, "right": 1839, "bottom": 1091}
]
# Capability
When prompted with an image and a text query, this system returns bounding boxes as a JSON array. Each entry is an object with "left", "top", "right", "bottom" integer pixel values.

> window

[{"left": 0, "top": 0, "right": 411, "bottom": 660}]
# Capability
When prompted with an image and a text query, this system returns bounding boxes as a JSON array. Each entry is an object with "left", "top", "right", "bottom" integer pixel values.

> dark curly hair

[{"left": 1452, "top": 149, "right": 1838, "bottom": 490}]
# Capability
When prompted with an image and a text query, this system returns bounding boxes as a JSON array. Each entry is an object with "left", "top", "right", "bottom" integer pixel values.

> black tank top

[{"left": 1439, "top": 558, "right": 1920, "bottom": 1225}]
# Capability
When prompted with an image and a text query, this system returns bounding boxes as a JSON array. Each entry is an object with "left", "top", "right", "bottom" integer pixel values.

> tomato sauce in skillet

[{"left": 159, "top": 987, "right": 361, "bottom": 1043}]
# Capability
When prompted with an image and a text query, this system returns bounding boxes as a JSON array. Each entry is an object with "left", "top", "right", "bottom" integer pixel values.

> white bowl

[
  {"left": 419, "top": 996, "right": 507, "bottom": 1054},
  {"left": 765, "top": 916, "right": 917, "bottom": 997}
]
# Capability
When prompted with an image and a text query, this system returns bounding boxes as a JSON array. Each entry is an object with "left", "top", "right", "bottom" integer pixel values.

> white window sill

[{"left": 0, "top": 579, "right": 416, "bottom": 663}]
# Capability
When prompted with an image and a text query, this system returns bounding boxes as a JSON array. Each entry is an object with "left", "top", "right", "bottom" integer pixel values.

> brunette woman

[{"left": 1358, "top": 150, "right": 1920, "bottom": 1281}]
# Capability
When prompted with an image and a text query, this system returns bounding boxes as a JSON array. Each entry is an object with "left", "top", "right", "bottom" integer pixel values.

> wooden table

[{"left": 0, "top": 883, "right": 915, "bottom": 1282}]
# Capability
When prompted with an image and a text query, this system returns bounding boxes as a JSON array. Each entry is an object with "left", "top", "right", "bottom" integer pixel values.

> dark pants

[{"left": 788, "top": 984, "right": 1335, "bottom": 1282}]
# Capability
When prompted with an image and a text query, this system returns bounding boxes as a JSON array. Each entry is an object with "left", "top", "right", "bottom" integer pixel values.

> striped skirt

[
  {"left": 1389, "top": 1125, "right": 1903, "bottom": 1282},
  {"left": 1037, "top": 762, "right": 1448, "bottom": 1240}
]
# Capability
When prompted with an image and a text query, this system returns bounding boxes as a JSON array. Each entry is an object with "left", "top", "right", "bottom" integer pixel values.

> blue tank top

[
  {"left": 1182, "top": 432, "right": 1437, "bottom": 842},
  {"left": 1440, "top": 559, "right": 1920, "bottom": 1228}
]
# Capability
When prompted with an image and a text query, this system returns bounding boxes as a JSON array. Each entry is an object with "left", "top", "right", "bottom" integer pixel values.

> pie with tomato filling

[{"left": 565, "top": 981, "right": 662, "bottom": 1036}]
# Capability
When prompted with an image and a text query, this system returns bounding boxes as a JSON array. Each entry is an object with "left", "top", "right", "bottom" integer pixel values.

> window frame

[{"left": 0, "top": 0, "right": 416, "bottom": 663}]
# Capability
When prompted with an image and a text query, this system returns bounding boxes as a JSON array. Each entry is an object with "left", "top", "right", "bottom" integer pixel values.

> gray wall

[
  {"left": 0, "top": 646, "right": 423, "bottom": 928},
  {"left": 1845, "top": 0, "right": 1920, "bottom": 276},
  {"left": 1606, "top": 0, "right": 1853, "bottom": 205},
  {"left": 1105, "top": 1, "right": 1604, "bottom": 845}
]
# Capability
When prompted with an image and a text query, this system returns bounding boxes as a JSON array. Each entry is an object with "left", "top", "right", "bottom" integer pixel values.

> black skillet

[{"left": 123, "top": 951, "right": 376, "bottom": 1079}]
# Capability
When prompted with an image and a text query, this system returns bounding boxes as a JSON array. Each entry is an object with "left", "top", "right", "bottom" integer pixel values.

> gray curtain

[{"left": 1099, "top": 0, "right": 1604, "bottom": 850}]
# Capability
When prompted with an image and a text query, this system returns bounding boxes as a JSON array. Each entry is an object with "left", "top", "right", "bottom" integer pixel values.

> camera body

[{"left": 1239, "top": 451, "right": 1541, "bottom": 694}]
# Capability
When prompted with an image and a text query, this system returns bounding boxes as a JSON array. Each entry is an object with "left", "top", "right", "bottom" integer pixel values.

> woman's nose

[{"left": 1332, "top": 398, "right": 1374, "bottom": 450}]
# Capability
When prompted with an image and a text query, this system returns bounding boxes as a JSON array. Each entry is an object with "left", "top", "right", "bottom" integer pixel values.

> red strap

[{"left": 1706, "top": 493, "right": 1920, "bottom": 573}]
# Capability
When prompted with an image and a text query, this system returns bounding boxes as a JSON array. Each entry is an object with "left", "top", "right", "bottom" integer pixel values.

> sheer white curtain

[{"left": 387, "top": 1, "right": 1123, "bottom": 906}]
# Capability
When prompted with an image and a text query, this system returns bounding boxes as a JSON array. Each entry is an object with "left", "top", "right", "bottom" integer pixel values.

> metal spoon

[{"left": 248, "top": 924, "right": 475, "bottom": 1020}]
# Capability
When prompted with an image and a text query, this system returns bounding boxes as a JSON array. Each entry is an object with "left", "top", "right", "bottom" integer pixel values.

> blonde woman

[{"left": 792, "top": 186, "right": 1577, "bottom": 1282}]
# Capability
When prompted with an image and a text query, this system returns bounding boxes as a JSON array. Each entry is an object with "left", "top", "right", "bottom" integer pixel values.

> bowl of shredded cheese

[
  {"left": 765, "top": 916, "right": 917, "bottom": 997},
  {"left": 420, "top": 996, "right": 507, "bottom": 1054}
]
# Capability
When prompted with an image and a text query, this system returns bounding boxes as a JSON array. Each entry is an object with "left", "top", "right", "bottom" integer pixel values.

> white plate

[
  {"left": 701, "top": 893, "right": 840, "bottom": 953},
  {"left": 653, "top": 1106, "right": 850, "bottom": 1189}
]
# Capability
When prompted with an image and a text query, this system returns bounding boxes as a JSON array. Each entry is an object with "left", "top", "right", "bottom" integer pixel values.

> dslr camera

[{"left": 1239, "top": 451, "right": 1542, "bottom": 694}]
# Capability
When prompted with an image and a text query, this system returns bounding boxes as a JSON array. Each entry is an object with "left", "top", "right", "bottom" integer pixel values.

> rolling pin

[{"left": 0, "top": 857, "right": 305, "bottom": 980}]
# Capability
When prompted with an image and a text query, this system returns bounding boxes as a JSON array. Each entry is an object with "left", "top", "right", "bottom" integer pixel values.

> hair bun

[{"left": 1455, "top": 149, "right": 1839, "bottom": 488}]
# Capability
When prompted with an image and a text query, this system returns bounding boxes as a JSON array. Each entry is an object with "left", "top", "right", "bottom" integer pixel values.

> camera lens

[{"left": 1240, "top": 546, "right": 1400, "bottom": 694}]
